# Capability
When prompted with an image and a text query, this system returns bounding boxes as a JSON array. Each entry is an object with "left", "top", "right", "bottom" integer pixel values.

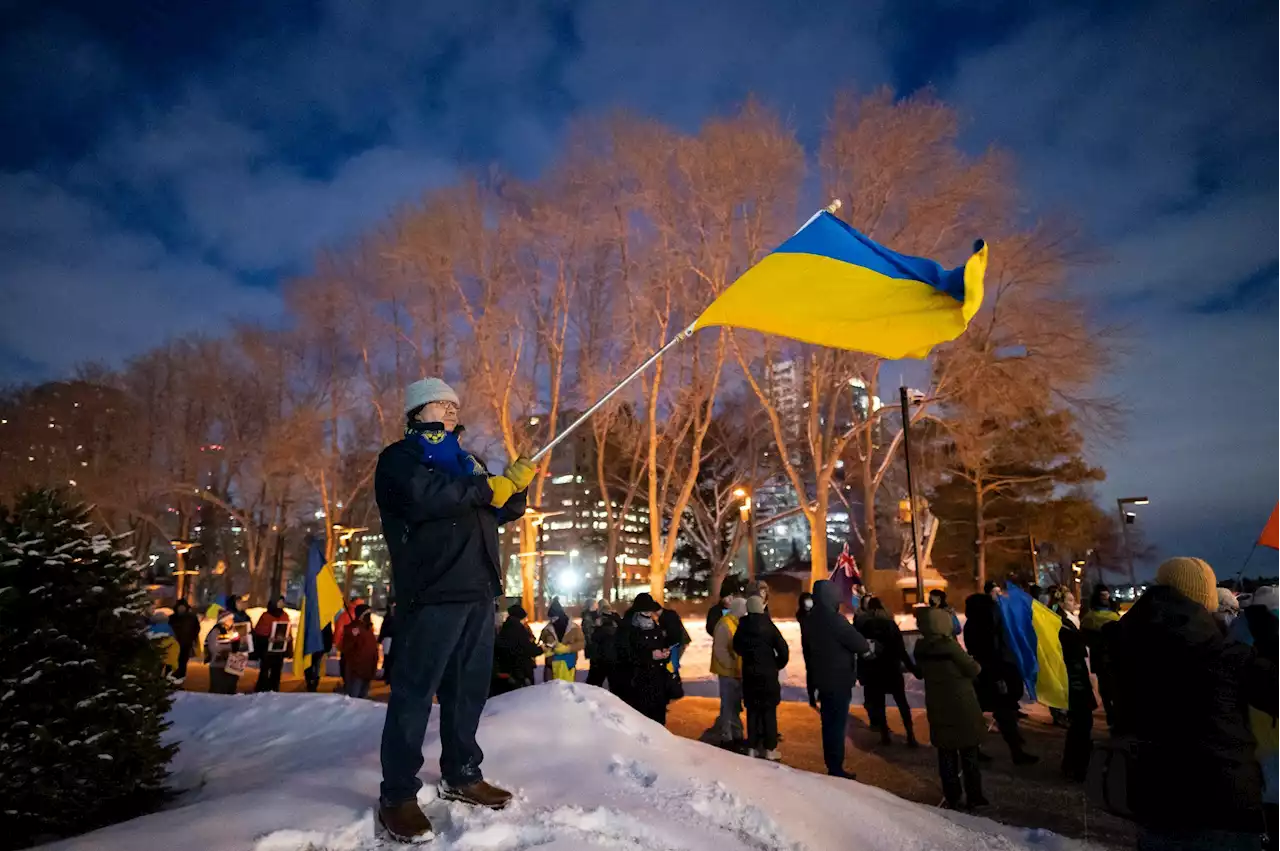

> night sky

[{"left": 1, "top": 0, "right": 1275, "bottom": 577}]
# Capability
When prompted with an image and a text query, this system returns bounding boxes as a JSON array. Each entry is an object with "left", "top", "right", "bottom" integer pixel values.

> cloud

[{"left": 0, "top": 172, "right": 281, "bottom": 381}]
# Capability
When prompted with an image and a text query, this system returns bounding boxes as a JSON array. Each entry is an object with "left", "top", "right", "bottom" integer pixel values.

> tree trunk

[
  {"left": 809, "top": 489, "right": 829, "bottom": 590},
  {"left": 519, "top": 515, "right": 538, "bottom": 617},
  {"left": 974, "top": 480, "right": 987, "bottom": 588}
]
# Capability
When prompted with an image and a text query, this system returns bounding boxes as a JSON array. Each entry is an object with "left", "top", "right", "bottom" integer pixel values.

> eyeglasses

[{"left": 429, "top": 401, "right": 460, "bottom": 414}]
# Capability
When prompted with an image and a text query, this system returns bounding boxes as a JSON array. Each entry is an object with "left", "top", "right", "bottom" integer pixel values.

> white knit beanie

[{"left": 404, "top": 378, "right": 459, "bottom": 414}]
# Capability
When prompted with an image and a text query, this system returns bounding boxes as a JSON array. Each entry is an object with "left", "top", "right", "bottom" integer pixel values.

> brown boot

[
  {"left": 376, "top": 799, "right": 433, "bottom": 843},
  {"left": 439, "top": 779, "right": 513, "bottom": 810}
]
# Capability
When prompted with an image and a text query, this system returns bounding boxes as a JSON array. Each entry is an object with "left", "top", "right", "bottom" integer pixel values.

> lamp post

[
  {"left": 734, "top": 487, "right": 757, "bottom": 580},
  {"left": 1116, "top": 497, "right": 1150, "bottom": 590},
  {"left": 332, "top": 524, "right": 369, "bottom": 598},
  {"left": 170, "top": 539, "right": 200, "bottom": 602}
]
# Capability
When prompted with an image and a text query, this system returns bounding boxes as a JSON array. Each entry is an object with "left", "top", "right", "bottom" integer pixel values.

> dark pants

[
  {"left": 745, "top": 699, "right": 779, "bottom": 751},
  {"left": 937, "top": 747, "right": 984, "bottom": 805},
  {"left": 817, "top": 688, "right": 853, "bottom": 776},
  {"left": 176, "top": 646, "right": 192, "bottom": 680},
  {"left": 255, "top": 654, "right": 285, "bottom": 692},
  {"left": 209, "top": 668, "right": 239, "bottom": 694},
  {"left": 864, "top": 684, "right": 914, "bottom": 740},
  {"left": 586, "top": 661, "right": 612, "bottom": 689},
  {"left": 992, "top": 705, "right": 1025, "bottom": 754},
  {"left": 305, "top": 652, "right": 325, "bottom": 692},
  {"left": 1062, "top": 706, "right": 1094, "bottom": 781},
  {"left": 380, "top": 600, "right": 494, "bottom": 806},
  {"left": 346, "top": 678, "right": 371, "bottom": 699}
]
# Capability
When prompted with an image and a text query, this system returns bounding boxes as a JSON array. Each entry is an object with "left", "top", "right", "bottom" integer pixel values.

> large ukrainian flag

[{"left": 692, "top": 211, "right": 987, "bottom": 359}]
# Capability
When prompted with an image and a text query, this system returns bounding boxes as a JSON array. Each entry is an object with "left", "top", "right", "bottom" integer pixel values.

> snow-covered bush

[{"left": 0, "top": 490, "right": 176, "bottom": 849}]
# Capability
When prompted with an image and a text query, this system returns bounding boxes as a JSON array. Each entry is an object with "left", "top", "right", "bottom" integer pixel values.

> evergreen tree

[{"left": 0, "top": 490, "right": 176, "bottom": 849}]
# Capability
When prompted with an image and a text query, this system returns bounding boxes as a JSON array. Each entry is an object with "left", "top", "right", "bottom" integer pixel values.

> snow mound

[{"left": 39, "top": 683, "right": 1093, "bottom": 851}]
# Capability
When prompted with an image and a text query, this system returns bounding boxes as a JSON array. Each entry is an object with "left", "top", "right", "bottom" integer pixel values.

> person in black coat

[
  {"left": 614, "top": 593, "right": 672, "bottom": 724},
  {"left": 658, "top": 606, "right": 692, "bottom": 677},
  {"left": 378, "top": 600, "right": 397, "bottom": 686},
  {"left": 492, "top": 605, "right": 541, "bottom": 694},
  {"left": 1047, "top": 586, "right": 1096, "bottom": 781},
  {"left": 796, "top": 591, "right": 817, "bottom": 707},
  {"left": 167, "top": 599, "right": 200, "bottom": 682},
  {"left": 732, "top": 596, "right": 789, "bottom": 759},
  {"left": 587, "top": 602, "right": 622, "bottom": 688},
  {"left": 1108, "top": 557, "right": 1263, "bottom": 848},
  {"left": 800, "top": 579, "right": 873, "bottom": 778},
  {"left": 963, "top": 593, "right": 1037, "bottom": 765},
  {"left": 706, "top": 576, "right": 743, "bottom": 638},
  {"left": 854, "top": 597, "right": 919, "bottom": 747}
]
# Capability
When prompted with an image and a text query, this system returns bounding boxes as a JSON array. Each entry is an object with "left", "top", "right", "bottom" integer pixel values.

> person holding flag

[
  {"left": 374, "top": 378, "right": 533, "bottom": 843},
  {"left": 292, "top": 540, "right": 344, "bottom": 694}
]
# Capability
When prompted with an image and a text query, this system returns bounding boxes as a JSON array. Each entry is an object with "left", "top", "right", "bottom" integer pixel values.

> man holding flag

[{"left": 374, "top": 378, "right": 534, "bottom": 843}]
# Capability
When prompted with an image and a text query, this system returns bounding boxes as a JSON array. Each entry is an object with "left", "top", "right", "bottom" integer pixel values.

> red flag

[{"left": 1259, "top": 504, "right": 1279, "bottom": 550}]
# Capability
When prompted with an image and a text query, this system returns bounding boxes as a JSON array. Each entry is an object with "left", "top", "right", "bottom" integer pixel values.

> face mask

[{"left": 803, "top": 599, "right": 814, "bottom": 611}]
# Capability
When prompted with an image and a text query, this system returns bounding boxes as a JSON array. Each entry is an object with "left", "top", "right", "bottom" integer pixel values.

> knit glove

[
  {"left": 504, "top": 456, "right": 536, "bottom": 490},
  {"left": 487, "top": 475, "right": 517, "bottom": 508}
]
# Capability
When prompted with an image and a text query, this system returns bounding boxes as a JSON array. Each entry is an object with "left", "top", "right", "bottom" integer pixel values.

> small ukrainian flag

[{"left": 692, "top": 210, "right": 986, "bottom": 359}]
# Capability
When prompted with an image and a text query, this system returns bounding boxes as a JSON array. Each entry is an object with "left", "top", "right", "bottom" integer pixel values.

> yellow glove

[
  {"left": 504, "top": 456, "right": 536, "bottom": 490},
  {"left": 487, "top": 476, "right": 517, "bottom": 508}
]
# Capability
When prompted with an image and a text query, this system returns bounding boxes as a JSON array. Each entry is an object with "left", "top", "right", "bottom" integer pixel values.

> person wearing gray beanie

[{"left": 373, "top": 377, "right": 538, "bottom": 840}]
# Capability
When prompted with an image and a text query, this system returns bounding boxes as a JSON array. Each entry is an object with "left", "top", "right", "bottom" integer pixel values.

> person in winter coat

[
  {"left": 1080, "top": 584, "right": 1120, "bottom": 728},
  {"left": 1214, "top": 586, "right": 1241, "bottom": 635},
  {"left": 963, "top": 593, "right": 1037, "bottom": 764},
  {"left": 374, "top": 377, "right": 533, "bottom": 840},
  {"left": 493, "top": 605, "right": 542, "bottom": 694},
  {"left": 800, "top": 579, "right": 873, "bottom": 778},
  {"left": 379, "top": 599, "right": 397, "bottom": 686},
  {"left": 914, "top": 607, "right": 988, "bottom": 809},
  {"left": 540, "top": 598, "right": 586, "bottom": 683},
  {"left": 147, "top": 611, "right": 180, "bottom": 677},
  {"left": 1229, "top": 584, "right": 1279, "bottom": 849},
  {"left": 732, "top": 595, "right": 789, "bottom": 760},
  {"left": 706, "top": 577, "right": 743, "bottom": 638},
  {"left": 658, "top": 606, "right": 692, "bottom": 676},
  {"left": 927, "top": 589, "right": 962, "bottom": 637},
  {"left": 614, "top": 593, "right": 672, "bottom": 723},
  {"left": 796, "top": 592, "right": 817, "bottom": 707},
  {"left": 205, "top": 608, "right": 243, "bottom": 695},
  {"left": 167, "top": 599, "right": 200, "bottom": 682},
  {"left": 854, "top": 597, "right": 919, "bottom": 747},
  {"left": 1108, "top": 557, "right": 1263, "bottom": 849},
  {"left": 581, "top": 599, "right": 600, "bottom": 658},
  {"left": 252, "top": 596, "right": 291, "bottom": 693},
  {"left": 1046, "top": 586, "right": 1096, "bottom": 782},
  {"left": 587, "top": 601, "right": 621, "bottom": 688},
  {"left": 711, "top": 596, "right": 748, "bottom": 751},
  {"left": 334, "top": 596, "right": 366, "bottom": 689},
  {"left": 341, "top": 604, "right": 380, "bottom": 699}
]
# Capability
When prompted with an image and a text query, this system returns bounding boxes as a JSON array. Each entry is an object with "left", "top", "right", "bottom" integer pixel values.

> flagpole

[
  {"left": 899, "top": 386, "right": 926, "bottom": 605},
  {"left": 530, "top": 322, "right": 698, "bottom": 464}
]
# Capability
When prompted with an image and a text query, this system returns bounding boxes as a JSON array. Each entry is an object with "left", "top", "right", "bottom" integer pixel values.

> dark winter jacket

[
  {"left": 962, "top": 593, "right": 1024, "bottom": 711},
  {"left": 1108, "top": 584, "right": 1263, "bottom": 831},
  {"left": 167, "top": 603, "right": 200, "bottom": 652},
  {"left": 799, "top": 580, "right": 871, "bottom": 696},
  {"left": 853, "top": 608, "right": 917, "bottom": 693},
  {"left": 732, "top": 612, "right": 790, "bottom": 705},
  {"left": 914, "top": 607, "right": 986, "bottom": 750},
  {"left": 588, "top": 611, "right": 622, "bottom": 664},
  {"left": 494, "top": 615, "right": 542, "bottom": 688},
  {"left": 706, "top": 601, "right": 727, "bottom": 638},
  {"left": 340, "top": 617, "right": 379, "bottom": 682},
  {"left": 374, "top": 428, "right": 527, "bottom": 609},
  {"left": 614, "top": 608, "right": 671, "bottom": 719},
  {"left": 1055, "top": 609, "right": 1096, "bottom": 713}
]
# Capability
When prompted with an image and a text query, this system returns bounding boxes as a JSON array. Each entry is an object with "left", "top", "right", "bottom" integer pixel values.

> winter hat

[
  {"left": 405, "top": 378, "right": 459, "bottom": 414},
  {"left": 1250, "top": 585, "right": 1279, "bottom": 612},
  {"left": 507, "top": 604, "right": 528, "bottom": 621},
  {"left": 729, "top": 597, "right": 748, "bottom": 618},
  {"left": 1216, "top": 587, "right": 1240, "bottom": 614},
  {"left": 215, "top": 608, "right": 234, "bottom": 623},
  {"left": 1155, "top": 557, "right": 1218, "bottom": 611},
  {"left": 631, "top": 593, "right": 662, "bottom": 613},
  {"left": 746, "top": 596, "right": 766, "bottom": 615}
]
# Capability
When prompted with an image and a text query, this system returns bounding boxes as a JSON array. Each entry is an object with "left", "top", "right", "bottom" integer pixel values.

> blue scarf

[{"left": 412, "top": 426, "right": 486, "bottom": 478}]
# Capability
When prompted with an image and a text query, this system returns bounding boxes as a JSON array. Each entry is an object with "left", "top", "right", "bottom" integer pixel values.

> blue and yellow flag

[
  {"left": 293, "top": 538, "right": 345, "bottom": 679},
  {"left": 692, "top": 211, "right": 987, "bottom": 359},
  {"left": 999, "top": 584, "right": 1069, "bottom": 710}
]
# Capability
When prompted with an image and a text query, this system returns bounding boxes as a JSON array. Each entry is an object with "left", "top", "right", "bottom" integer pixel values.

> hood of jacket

[
  {"left": 917, "top": 607, "right": 955, "bottom": 639},
  {"left": 813, "top": 579, "right": 842, "bottom": 611}
]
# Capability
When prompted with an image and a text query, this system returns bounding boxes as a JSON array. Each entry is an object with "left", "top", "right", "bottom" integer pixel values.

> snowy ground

[{"left": 40, "top": 684, "right": 1092, "bottom": 851}]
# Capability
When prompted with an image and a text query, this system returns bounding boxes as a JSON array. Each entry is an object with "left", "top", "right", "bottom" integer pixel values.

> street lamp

[
  {"left": 332, "top": 525, "right": 369, "bottom": 597},
  {"left": 734, "top": 487, "right": 757, "bottom": 580},
  {"left": 1116, "top": 497, "right": 1150, "bottom": 589}
]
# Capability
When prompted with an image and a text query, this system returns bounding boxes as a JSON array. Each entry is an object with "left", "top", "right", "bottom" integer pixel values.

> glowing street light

[{"left": 1116, "top": 497, "right": 1151, "bottom": 587}]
